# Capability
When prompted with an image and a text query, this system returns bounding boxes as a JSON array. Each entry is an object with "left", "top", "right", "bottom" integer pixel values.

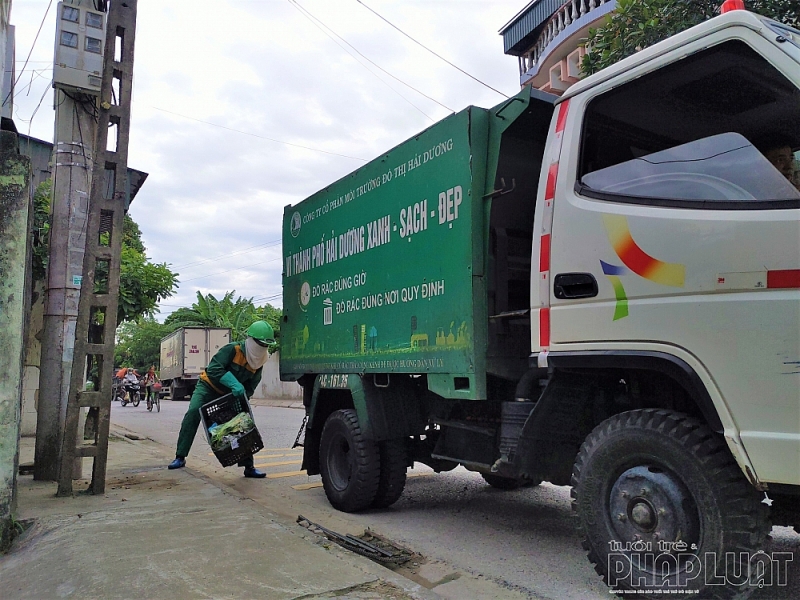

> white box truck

[{"left": 159, "top": 327, "right": 231, "bottom": 400}]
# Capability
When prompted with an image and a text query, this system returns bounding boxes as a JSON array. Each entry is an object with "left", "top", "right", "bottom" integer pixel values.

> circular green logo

[{"left": 290, "top": 211, "right": 302, "bottom": 238}]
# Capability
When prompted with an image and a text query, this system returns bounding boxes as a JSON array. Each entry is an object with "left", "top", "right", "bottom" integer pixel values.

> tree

[
  {"left": 118, "top": 246, "right": 178, "bottom": 324},
  {"left": 114, "top": 317, "right": 174, "bottom": 371},
  {"left": 115, "top": 213, "right": 179, "bottom": 324},
  {"left": 165, "top": 291, "right": 257, "bottom": 341},
  {"left": 582, "top": 0, "right": 799, "bottom": 76},
  {"left": 164, "top": 291, "right": 281, "bottom": 349},
  {"left": 31, "top": 179, "right": 52, "bottom": 284},
  {"left": 122, "top": 214, "right": 145, "bottom": 253}
]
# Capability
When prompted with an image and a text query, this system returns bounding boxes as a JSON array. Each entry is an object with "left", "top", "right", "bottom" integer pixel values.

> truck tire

[
  {"left": 171, "top": 383, "right": 185, "bottom": 401},
  {"left": 319, "top": 409, "right": 380, "bottom": 512},
  {"left": 571, "top": 409, "right": 769, "bottom": 599},
  {"left": 371, "top": 439, "right": 407, "bottom": 509}
]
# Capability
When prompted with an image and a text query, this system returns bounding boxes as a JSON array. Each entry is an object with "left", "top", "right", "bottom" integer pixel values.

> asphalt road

[{"left": 111, "top": 398, "right": 800, "bottom": 600}]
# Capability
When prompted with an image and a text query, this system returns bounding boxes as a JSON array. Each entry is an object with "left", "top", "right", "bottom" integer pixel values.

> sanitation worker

[{"left": 168, "top": 320, "right": 275, "bottom": 477}]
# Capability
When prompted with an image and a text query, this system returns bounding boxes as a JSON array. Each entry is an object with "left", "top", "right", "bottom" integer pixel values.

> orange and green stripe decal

[{"left": 603, "top": 215, "right": 685, "bottom": 288}]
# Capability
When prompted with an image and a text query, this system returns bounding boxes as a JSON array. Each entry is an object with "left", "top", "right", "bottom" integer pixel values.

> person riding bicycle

[{"left": 144, "top": 365, "right": 159, "bottom": 409}]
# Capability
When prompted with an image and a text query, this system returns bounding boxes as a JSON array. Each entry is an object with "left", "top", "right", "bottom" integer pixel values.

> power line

[
  {"left": 3, "top": 0, "right": 53, "bottom": 108},
  {"left": 173, "top": 238, "right": 282, "bottom": 270},
  {"left": 287, "top": 0, "right": 435, "bottom": 122},
  {"left": 290, "top": 0, "right": 454, "bottom": 114},
  {"left": 152, "top": 106, "right": 369, "bottom": 162},
  {"left": 179, "top": 257, "right": 282, "bottom": 283},
  {"left": 355, "top": 0, "right": 509, "bottom": 99},
  {"left": 16, "top": 69, "right": 50, "bottom": 99},
  {"left": 15, "top": 78, "right": 53, "bottom": 136},
  {"left": 252, "top": 292, "right": 283, "bottom": 302}
]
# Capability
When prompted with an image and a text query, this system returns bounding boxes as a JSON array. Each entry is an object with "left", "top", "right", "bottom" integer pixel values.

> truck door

[
  {"left": 208, "top": 329, "right": 230, "bottom": 364},
  {"left": 548, "top": 33, "right": 800, "bottom": 484},
  {"left": 183, "top": 328, "right": 207, "bottom": 376}
]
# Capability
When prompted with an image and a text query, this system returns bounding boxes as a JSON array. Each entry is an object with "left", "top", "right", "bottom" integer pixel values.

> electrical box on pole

[{"left": 54, "top": 1, "right": 107, "bottom": 95}]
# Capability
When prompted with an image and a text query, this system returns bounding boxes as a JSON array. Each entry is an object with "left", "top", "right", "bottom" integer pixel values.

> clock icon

[{"left": 299, "top": 281, "right": 311, "bottom": 309}]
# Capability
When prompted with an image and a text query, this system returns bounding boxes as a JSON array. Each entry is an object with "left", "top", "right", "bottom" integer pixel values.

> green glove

[{"left": 220, "top": 371, "right": 246, "bottom": 400}]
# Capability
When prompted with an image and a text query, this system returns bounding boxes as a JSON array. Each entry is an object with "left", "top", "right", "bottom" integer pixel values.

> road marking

[
  {"left": 267, "top": 470, "right": 307, "bottom": 479},
  {"left": 407, "top": 472, "right": 433, "bottom": 478},
  {"left": 254, "top": 459, "right": 302, "bottom": 468},
  {"left": 291, "top": 482, "right": 323, "bottom": 490}
]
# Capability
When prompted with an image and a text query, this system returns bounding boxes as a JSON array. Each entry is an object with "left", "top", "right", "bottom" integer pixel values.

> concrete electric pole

[
  {"left": 35, "top": 0, "right": 108, "bottom": 481},
  {"left": 57, "top": 0, "right": 138, "bottom": 495}
]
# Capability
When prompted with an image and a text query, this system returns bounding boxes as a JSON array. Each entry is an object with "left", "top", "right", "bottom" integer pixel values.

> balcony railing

[{"left": 519, "top": 0, "right": 614, "bottom": 77}]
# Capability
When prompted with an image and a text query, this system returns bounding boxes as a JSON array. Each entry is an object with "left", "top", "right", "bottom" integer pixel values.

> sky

[{"left": 10, "top": 0, "right": 525, "bottom": 319}]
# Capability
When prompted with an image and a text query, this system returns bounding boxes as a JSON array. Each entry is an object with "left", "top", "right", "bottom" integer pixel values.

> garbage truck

[{"left": 281, "top": 10, "right": 800, "bottom": 597}]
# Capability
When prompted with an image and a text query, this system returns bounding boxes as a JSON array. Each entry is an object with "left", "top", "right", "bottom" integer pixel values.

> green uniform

[{"left": 175, "top": 341, "right": 263, "bottom": 459}]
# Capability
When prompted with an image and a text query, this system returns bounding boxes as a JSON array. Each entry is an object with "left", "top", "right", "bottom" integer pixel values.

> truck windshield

[
  {"left": 579, "top": 40, "right": 800, "bottom": 205},
  {"left": 582, "top": 132, "right": 800, "bottom": 202}
]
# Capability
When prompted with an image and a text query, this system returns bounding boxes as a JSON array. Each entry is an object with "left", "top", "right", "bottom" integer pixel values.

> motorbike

[{"left": 119, "top": 379, "right": 142, "bottom": 407}]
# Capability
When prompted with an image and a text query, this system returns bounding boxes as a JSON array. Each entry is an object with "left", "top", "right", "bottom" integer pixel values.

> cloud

[{"left": 10, "top": 0, "right": 522, "bottom": 319}]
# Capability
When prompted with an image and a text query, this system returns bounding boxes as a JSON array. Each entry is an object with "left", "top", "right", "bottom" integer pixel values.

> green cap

[{"left": 246, "top": 320, "right": 275, "bottom": 344}]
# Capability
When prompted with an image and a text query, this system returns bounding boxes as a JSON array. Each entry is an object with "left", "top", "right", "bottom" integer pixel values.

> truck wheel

[
  {"left": 171, "top": 383, "right": 184, "bottom": 400},
  {"left": 319, "top": 409, "right": 380, "bottom": 512},
  {"left": 481, "top": 473, "right": 540, "bottom": 490},
  {"left": 571, "top": 409, "right": 769, "bottom": 599},
  {"left": 371, "top": 439, "right": 407, "bottom": 509}
]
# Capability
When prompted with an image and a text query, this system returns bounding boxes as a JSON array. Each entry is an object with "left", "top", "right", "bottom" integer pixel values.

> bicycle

[{"left": 146, "top": 383, "right": 162, "bottom": 412}]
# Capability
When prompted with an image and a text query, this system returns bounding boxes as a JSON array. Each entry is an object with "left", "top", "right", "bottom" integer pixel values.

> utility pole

[
  {"left": 35, "top": 0, "right": 108, "bottom": 481},
  {"left": 58, "top": 0, "right": 137, "bottom": 495}
]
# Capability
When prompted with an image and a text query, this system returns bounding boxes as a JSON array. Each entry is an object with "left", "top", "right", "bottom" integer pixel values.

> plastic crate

[{"left": 199, "top": 393, "right": 263, "bottom": 467}]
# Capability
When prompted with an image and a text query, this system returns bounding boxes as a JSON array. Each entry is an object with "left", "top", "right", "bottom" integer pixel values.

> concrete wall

[
  {"left": 0, "top": 127, "right": 32, "bottom": 549},
  {"left": 17, "top": 137, "right": 53, "bottom": 438},
  {"left": 251, "top": 352, "right": 303, "bottom": 400},
  {"left": 20, "top": 281, "right": 43, "bottom": 436}
]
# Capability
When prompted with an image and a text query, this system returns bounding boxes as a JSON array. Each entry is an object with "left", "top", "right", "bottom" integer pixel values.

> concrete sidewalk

[
  {"left": 2, "top": 431, "right": 437, "bottom": 600},
  {"left": 249, "top": 397, "right": 304, "bottom": 410}
]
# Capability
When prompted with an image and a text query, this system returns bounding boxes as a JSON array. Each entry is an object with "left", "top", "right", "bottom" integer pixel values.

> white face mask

[{"left": 245, "top": 337, "right": 269, "bottom": 369}]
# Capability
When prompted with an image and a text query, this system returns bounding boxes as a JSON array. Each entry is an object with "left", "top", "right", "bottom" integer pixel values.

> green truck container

[{"left": 281, "top": 91, "right": 547, "bottom": 400}]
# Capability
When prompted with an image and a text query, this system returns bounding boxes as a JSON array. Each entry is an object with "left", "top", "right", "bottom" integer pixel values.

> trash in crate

[{"left": 209, "top": 412, "right": 255, "bottom": 451}]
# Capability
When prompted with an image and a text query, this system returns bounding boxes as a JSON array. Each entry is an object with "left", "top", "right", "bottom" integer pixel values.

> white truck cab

[{"left": 532, "top": 10, "right": 799, "bottom": 596}]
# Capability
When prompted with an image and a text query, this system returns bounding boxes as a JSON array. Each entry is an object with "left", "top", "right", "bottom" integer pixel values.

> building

[{"left": 500, "top": 0, "right": 618, "bottom": 94}]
